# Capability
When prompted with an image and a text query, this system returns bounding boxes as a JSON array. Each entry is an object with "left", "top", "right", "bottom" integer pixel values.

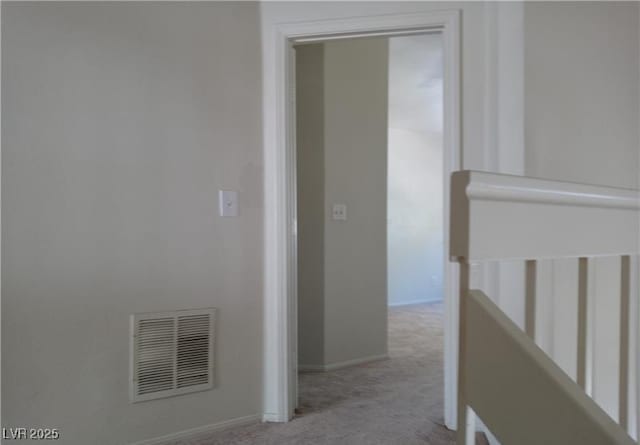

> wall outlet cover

[{"left": 332, "top": 204, "right": 347, "bottom": 221}]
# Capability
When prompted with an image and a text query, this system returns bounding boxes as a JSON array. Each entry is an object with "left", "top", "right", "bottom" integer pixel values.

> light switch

[
  {"left": 219, "top": 190, "right": 238, "bottom": 217},
  {"left": 332, "top": 204, "right": 347, "bottom": 221}
]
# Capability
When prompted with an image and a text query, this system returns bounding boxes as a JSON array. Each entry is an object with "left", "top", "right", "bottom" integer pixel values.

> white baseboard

[
  {"left": 130, "top": 414, "right": 261, "bottom": 445},
  {"left": 388, "top": 298, "right": 442, "bottom": 307},
  {"left": 299, "top": 353, "right": 388, "bottom": 373},
  {"left": 262, "top": 412, "right": 289, "bottom": 422}
]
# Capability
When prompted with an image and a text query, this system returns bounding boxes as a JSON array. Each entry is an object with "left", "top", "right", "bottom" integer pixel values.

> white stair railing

[{"left": 450, "top": 170, "right": 640, "bottom": 444}]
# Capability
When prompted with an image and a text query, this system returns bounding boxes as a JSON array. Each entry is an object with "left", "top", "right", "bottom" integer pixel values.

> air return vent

[{"left": 130, "top": 308, "right": 216, "bottom": 402}]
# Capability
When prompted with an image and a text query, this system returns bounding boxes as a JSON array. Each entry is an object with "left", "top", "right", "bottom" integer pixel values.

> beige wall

[
  {"left": 2, "top": 3, "right": 263, "bottom": 444},
  {"left": 296, "top": 38, "right": 389, "bottom": 368},
  {"left": 296, "top": 44, "right": 326, "bottom": 367},
  {"left": 524, "top": 1, "right": 639, "bottom": 189},
  {"left": 4, "top": 1, "right": 640, "bottom": 441},
  {"left": 523, "top": 1, "right": 640, "bottom": 428},
  {"left": 323, "top": 38, "right": 389, "bottom": 365}
]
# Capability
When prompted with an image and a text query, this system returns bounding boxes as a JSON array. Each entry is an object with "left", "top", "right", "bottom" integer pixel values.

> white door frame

[{"left": 262, "top": 10, "right": 461, "bottom": 428}]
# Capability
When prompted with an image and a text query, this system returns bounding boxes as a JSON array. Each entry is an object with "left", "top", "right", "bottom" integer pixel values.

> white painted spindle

[
  {"left": 577, "top": 257, "right": 589, "bottom": 390},
  {"left": 620, "top": 255, "right": 631, "bottom": 430},
  {"left": 457, "top": 260, "right": 475, "bottom": 445},
  {"left": 525, "top": 259, "right": 537, "bottom": 340}
]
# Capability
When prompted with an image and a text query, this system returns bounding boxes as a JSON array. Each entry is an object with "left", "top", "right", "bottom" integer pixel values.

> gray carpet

[{"left": 175, "top": 302, "right": 455, "bottom": 445}]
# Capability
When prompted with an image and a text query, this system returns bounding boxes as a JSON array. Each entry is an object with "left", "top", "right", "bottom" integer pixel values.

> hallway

[{"left": 176, "top": 303, "right": 454, "bottom": 445}]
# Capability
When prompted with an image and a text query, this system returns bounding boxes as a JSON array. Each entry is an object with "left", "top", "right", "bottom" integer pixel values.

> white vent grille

[{"left": 131, "top": 308, "right": 216, "bottom": 402}]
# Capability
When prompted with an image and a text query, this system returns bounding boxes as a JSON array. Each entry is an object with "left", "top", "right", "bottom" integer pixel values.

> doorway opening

[
  {"left": 293, "top": 32, "right": 447, "bottom": 438},
  {"left": 261, "top": 10, "right": 460, "bottom": 430}
]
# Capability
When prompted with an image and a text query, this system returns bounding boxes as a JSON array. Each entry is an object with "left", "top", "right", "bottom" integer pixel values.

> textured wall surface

[
  {"left": 296, "top": 38, "right": 389, "bottom": 368},
  {"left": 296, "top": 44, "right": 326, "bottom": 368},
  {"left": 2, "top": 3, "right": 263, "bottom": 443}
]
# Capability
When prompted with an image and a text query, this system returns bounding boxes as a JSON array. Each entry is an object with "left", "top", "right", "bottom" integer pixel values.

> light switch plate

[
  {"left": 219, "top": 190, "right": 238, "bottom": 217},
  {"left": 332, "top": 204, "right": 347, "bottom": 221}
]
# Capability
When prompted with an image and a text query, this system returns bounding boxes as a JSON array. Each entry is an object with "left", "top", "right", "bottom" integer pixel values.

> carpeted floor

[{"left": 174, "top": 302, "right": 455, "bottom": 445}]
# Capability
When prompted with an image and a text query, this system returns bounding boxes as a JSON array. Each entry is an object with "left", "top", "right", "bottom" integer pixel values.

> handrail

[
  {"left": 451, "top": 171, "right": 640, "bottom": 444},
  {"left": 450, "top": 170, "right": 640, "bottom": 261},
  {"left": 466, "top": 180, "right": 640, "bottom": 210}
]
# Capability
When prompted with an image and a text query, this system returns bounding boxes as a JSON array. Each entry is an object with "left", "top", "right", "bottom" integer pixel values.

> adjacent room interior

[{"left": 292, "top": 33, "right": 448, "bottom": 442}]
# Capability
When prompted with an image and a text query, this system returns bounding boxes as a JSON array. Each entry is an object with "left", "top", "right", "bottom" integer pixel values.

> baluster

[
  {"left": 525, "top": 260, "right": 537, "bottom": 340},
  {"left": 457, "top": 260, "right": 476, "bottom": 445},
  {"left": 620, "top": 255, "right": 631, "bottom": 430},
  {"left": 634, "top": 255, "right": 640, "bottom": 442},
  {"left": 577, "top": 257, "right": 589, "bottom": 390}
]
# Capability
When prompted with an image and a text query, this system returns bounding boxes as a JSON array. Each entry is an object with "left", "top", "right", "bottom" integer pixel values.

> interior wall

[
  {"left": 3, "top": 1, "right": 525, "bottom": 437},
  {"left": 296, "top": 44, "right": 326, "bottom": 368},
  {"left": 524, "top": 1, "right": 640, "bottom": 434},
  {"left": 387, "top": 34, "right": 444, "bottom": 306},
  {"left": 296, "top": 38, "right": 389, "bottom": 369},
  {"left": 524, "top": 2, "right": 639, "bottom": 190},
  {"left": 323, "top": 38, "right": 389, "bottom": 366},
  {"left": 2, "top": 3, "right": 263, "bottom": 444},
  {"left": 3, "top": 1, "right": 639, "bottom": 441}
]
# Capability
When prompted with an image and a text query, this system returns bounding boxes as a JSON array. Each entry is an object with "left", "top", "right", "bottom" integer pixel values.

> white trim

[
  {"left": 439, "top": 10, "right": 462, "bottom": 431},
  {"left": 466, "top": 177, "right": 640, "bottom": 210},
  {"left": 262, "top": 412, "right": 287, "bottom": 423},
  {"left": 262, "top": 10, "right": 461, "bottom": 426},
  {"left": 294, "top": 28, "right": 442, "bottom": 45},
  {"left": 637, "top": 6, "right": 640, "bottom": 441},
  {"left": 129, "top": 414, "right": 261, "bottom": 445},
  {"left": 388, "top": 299, "right": 442, "bottom": 308},
  {"left": 299, "top": 354, "right": 389, "bottom": 373},
  {"left": 0, "top": 2, "right": 3, "bottom": 428},
  {"left": 451, "top": 170, "right": 640, "bottom": 261}
]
